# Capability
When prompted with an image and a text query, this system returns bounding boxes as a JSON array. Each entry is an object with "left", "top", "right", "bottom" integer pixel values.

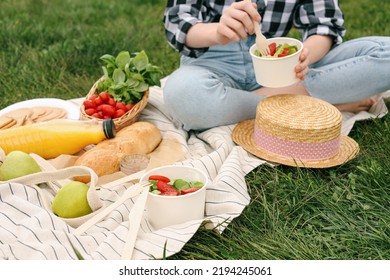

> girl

[{"left": 163, "top": 0, "right": 390, "bottom": 131}]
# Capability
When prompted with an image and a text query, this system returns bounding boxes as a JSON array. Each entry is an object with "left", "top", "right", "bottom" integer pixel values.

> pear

[
  {"left": 0, "top": 150, "right": 41, "bottom": 181},
  {"left": 52, "top": 181, "right": 93, "bottom": 218},
  {"left": 0, "top": 148, "right": 5, "bottom": 163}
]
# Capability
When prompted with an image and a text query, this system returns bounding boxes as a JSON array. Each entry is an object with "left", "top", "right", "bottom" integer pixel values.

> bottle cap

[{"left": 102, "top": 119, "right": 116, "bottom": 139}]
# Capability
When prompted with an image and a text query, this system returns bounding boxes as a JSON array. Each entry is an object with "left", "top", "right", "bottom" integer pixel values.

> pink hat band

[{"left": 254, "top": 125, "right": 340, "bottom": 161}]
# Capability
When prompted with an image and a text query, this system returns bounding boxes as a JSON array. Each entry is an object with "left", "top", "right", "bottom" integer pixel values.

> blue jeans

[{"left": 163, "top": 36, "right": 390, "bottom": 131}]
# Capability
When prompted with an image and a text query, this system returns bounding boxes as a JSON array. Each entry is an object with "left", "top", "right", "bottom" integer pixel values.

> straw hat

[{"left": 232, "top": 94, "right": 359, "bottom": 168}]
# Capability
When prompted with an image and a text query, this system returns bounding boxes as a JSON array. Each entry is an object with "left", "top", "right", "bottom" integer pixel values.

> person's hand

[
  {"left": 216, "top": 1, "right": 261, "bottom": 45},
  {"left": 295, "top": 47, "right": 310, "bottom": 80}
]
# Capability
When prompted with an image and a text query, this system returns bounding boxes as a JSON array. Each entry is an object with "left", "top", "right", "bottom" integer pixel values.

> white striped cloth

[{"left": 0, "top": 80, "right": 388, "bottom": 260}]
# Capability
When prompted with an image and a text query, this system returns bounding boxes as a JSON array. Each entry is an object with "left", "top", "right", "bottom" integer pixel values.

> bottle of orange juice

[{"left": 0, "top": 119, "right": 115, "bottom": 159}]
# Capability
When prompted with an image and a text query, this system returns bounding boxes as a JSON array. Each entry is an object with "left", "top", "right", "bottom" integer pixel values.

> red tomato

[
  {"left": 99, "top": 92, "right": 110, "bottom": 103},
  {"left": 126, "top": 104, "right": 135, "bottom": 111},
  {"left": 148, "top": 175, "right": 170, "bottom": 183},
  {"left": 116, "top": 102, "right": 127, "bottom": 111},
  {"left": 90, "top": 95, "right": 98, "bottom": 102},
  {"left": 114, "top": 109, "right": 126, "bottom": 118},
  {"left": 108, "top": 97, "right": 116, "bottom": 107},
  {"left": 101, "top": 104, "right": 116, "bottom": 116},
  {"left": 96, "top": 104, "right": 103, "bottom": 112},
  {"left": 278, "top": 48, "right": 290, "bottom": 57},
  {"left": 92, "top": 112, "right": 104, "bottom": 119},
  {"left": 181, "top": 187, "right": 202, "bottom": 195},
  {"left": 269, "top": 42, "right": 277, "bottom": 56},
  {"left": 83, "top": 99, "right": 96, "bottom": 109},
  {"left": 94, "top": 96, "right": 103, "bottom": 106},
  {"left": 85, "top": 108, "right": 96, "bottom": 116},
  {"left": 156, "top": 181, "right": 179, "bottom": 195}
]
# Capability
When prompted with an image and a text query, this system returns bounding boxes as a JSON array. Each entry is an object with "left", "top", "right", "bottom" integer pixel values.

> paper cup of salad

[
  {"left": 140, "top": 165, "right": 208, "bottom": 230},
  {"left": 250, "top": 37, "right": 303, "bottom": 88}
]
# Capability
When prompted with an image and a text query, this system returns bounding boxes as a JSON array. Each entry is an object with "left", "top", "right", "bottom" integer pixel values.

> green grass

[{"left": 1, "top": 0, "right": 390, "bottom": 260}]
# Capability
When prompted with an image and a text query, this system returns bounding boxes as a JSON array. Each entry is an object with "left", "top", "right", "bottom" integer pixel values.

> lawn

[{"left": 1, "top": 0, "right": 389, "bottom": 260}]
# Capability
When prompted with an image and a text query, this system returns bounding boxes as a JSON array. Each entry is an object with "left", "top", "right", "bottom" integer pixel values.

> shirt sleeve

[
  {"left": 164, "top": 1, "right": 209, "bottom": 58},
  {"left": 293, "top": 0, "right": 346, "bottom": 45}
]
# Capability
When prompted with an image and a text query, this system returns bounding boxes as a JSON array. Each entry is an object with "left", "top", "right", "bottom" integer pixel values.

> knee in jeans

[{"left": 163, "top": 67, "right": 205, "bottom": 109}]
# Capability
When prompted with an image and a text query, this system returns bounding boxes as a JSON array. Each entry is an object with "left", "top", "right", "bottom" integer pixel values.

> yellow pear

[{"left": 52, "top": 181, "right": 93, "bottom": 218}]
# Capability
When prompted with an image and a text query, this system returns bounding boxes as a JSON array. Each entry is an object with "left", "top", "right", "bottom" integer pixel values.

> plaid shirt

[{"left": 164, "top": 0, "right": 346, "bottom": 57}]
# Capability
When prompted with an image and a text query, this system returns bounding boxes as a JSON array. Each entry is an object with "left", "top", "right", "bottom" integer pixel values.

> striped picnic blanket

[{"left": 0, "top": 79, "right": 388, "bottom": 260}]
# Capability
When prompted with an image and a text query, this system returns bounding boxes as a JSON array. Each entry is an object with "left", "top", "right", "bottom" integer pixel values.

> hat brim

[{"left": 232, "top": 119, "right": 359, "bottom": 168}]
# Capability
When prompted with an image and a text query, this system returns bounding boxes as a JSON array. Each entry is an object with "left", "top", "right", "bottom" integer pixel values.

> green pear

[
  {"left": 0, "top": 150, "right": 41, "bottom": 181},
  {"left": 52, "top": 181, "right": 93, "bottom": 218}
]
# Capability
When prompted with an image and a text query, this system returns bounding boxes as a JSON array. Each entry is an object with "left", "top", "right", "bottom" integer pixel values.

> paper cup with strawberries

[
  {"left": 80, "top": 50, "right": 161, "bottom": 130},
  {"left": 140, "top": 165, "right": 208, "bottom": 230},
  {"left": 250, "top": 37, "right": 303, "bottom": 88}
]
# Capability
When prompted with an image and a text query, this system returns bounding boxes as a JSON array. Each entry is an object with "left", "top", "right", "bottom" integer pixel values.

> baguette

[{"left": 73, "top": 121, "right": 162, "bottom": 182}]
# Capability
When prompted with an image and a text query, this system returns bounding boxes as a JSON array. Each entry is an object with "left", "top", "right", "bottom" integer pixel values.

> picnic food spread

[
  {"left": 254, "top": 42, "right": 298, "bottom": 58},
  {"left": 0, "top": 49, "right": 162, "bottom": 162},
  {"left": 0, "top": 49, "right": 165, "bottom": 222}
]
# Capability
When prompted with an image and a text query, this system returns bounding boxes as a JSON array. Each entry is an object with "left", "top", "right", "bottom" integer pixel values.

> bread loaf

[{"left": 73, "top": 121, "right": 162, "bottom": 182}]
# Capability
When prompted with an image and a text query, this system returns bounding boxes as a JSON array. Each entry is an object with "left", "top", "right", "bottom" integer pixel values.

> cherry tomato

[
  {"left": 181, "top": 187, "right": 202, "bottom": 195},
  {"left": 99, "top": 92, "right": 110, "bottom": 103},
  {"left": 101, "top": 104, "right": 116, "bottom": 116},
  {"left": 85, "top": 108, "right": 96, "bottom": 116},
  {"left": 269, "top": 42, "right": 277, "bottom": 56},
  {"left": 126, "top": 104, "right": 135, "bottom": 111},
  {"left": 113, "top": 109, "right": 125, "bottom": 118},
  {"left": 116, "top": 102, "right": 127, "bottom": 111},
  {"left": 92, "top": 112, "right": 104, "bottom": 119},
  {"left": 148, "top": 175, "right": 170, "bottom": 183},
  {"left": 94, "top": 96, "right": 103, "bottom": 106},
  {"left": 90, "top": 95, "right": 98, "bottom": 102},
  {"left": 96, "top": 104, "right": 103, "bottom": 112},
  {"left": 156, "top": 181, "right": 179, "bottom": 195},
  {"left": 108, "top": 97, "right": 116, "bottom": 107},
  {"left": 83, "top": 99, "right": 96, "bottom": 109}
]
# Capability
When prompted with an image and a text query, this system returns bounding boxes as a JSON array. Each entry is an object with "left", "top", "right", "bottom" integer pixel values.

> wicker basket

[{"left": 80, "top": 77, "right": 149, "bottom": 131}]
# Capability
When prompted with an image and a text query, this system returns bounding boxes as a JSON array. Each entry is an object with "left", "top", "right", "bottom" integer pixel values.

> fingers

[
  {"left": 295, "top": 47, "right": 310, "bottom": 80},
  {"left": 217, "top": 1, "right": 261, "bottom": 43},
  {"left": 219, "top": 10, "right": 251, "bottom": 41}
]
